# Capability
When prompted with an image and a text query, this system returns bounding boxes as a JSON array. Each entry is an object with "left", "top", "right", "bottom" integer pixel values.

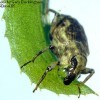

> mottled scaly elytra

[{"left": 21, "top": 9, "right": 94, "bottom": 97}]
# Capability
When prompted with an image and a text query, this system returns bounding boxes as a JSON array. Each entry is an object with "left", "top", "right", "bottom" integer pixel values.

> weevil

[{"left": 21, "top": 9, "right": 95, "bottom": 97}]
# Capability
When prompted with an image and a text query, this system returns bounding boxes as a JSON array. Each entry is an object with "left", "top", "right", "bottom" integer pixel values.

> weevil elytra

[{"left": 21, "top": 9, "right": 95, "bottom": 97}]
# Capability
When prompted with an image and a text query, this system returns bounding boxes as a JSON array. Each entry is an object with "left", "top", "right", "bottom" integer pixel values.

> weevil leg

[
  {"left": 77, "top": 84, "right": 81, "bottom": 98},
  {"left": 81, "top": 68, "right": 95, "bottom": 83},
  {"left": 47, "top": 9, "right": 59, "bottom": 15},
  {"left": 33, "top": 61, "right": 59, "bottom": 93},
  {"left": 77, "top": 68, "right": 95, "bottom": 98},
  {"left": 21, "top": 45, "right": 54, "bottom": 69}
]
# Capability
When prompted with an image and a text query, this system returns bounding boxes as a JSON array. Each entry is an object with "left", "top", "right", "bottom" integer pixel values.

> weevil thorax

[{"left": 49, "top": 13, "right": 88, "bottom": 83}]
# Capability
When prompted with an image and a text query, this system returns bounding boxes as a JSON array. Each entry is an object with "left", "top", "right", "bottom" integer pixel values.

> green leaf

[{"left": 3, "top": 0, "right": 97, "bottom": 96}]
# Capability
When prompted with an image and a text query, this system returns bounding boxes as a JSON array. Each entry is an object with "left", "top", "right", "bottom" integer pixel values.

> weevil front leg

[
  {"left": 33, "top": 61, "right": 59, "bottom": 93},
  {"left": 21, "top": 45, "right": 54, "bottom": 68},
  {"left": 81, "top": 68, "right": 95, "bottom": 83},
  {"left": 77, "top": 68, "right": 95, "bottom": 98}
]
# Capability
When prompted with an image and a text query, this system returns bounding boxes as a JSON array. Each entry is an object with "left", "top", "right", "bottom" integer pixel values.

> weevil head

[
  {"left": 59, "top": 55, "right": 87, "bottom": 85},
  {"left": 63, "top": 56, "right": 77, "bottom": 85}
]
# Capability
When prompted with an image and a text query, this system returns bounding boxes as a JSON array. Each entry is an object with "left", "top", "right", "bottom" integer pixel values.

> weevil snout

[
  {"left": 63, "top": 56, "right": 78, "bottom": 85},
  {"left": 63, "top": 73, "right": 76, "bottom": 85}
]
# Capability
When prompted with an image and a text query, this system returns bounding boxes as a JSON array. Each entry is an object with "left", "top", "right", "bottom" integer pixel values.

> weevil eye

[
  {"left": 71, "top": 56, "right": 78, "bottom": 68},
  {"left": 63, "top": 73, "right": 76, "bottom": 85}
]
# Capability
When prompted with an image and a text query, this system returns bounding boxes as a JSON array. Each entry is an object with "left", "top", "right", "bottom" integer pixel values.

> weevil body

[
  {"left": 21, "top": 9, "right": 94, "bottom": 96},
  {"left": 49, "top": 9, "right": 93, "bottom": 85}
]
